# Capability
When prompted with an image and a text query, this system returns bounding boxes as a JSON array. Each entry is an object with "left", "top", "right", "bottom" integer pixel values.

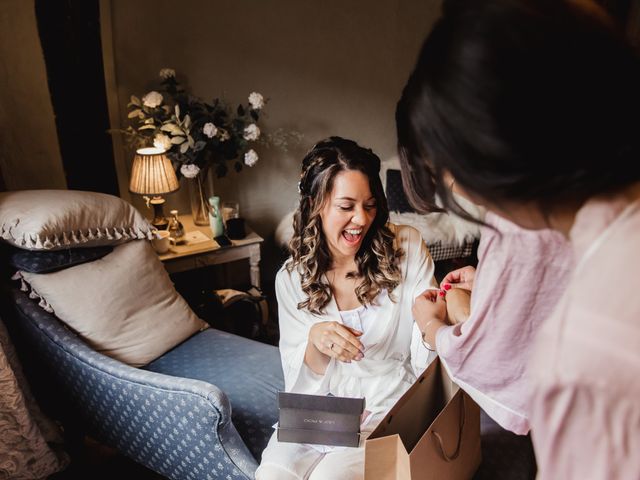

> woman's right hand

[
  {"left": 441, "top": 266, "right": 477, "bottom": 291},
  {"left": 309, "top": 321, "right": 364, "bottom": 363}
]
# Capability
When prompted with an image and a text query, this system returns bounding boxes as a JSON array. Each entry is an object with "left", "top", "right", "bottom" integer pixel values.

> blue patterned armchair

[{"left": 6, "top": 288, "right": 284, "bottom": 480}]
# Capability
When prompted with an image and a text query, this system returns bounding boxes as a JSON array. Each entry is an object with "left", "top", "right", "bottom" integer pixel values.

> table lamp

[{"left": 129, "top": 147, "right": 179, "bottom": 229}]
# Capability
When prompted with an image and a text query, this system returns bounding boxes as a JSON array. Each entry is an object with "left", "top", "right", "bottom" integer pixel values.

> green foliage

[{"left": 116, "top": 70, "right": 267, "bottom": 179}]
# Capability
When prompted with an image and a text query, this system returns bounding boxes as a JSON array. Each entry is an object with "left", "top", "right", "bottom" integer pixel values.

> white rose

[
  {"left": 142, "top": 91, "right": 163, "bottom": 108},
  {"left": 244, "top": 149, "right": 259, "bottom": 167},
  {"left": 159, "top": 68, "right": 176, "bottom": 80},
  {"left": 218, "top": 129, "right": 230, "bottom": 142},
  {"left": 243, "top": 124, "right": 261, "bottom": 141},
  {"left": 248, "top": 92, "right": 264, "bottom": 110},
  {"left": 203, "top": 122, "right": 217, "bottom": 138},
  {"left": 153, "top": 133, "right": 172, "bottom": 151},
  {"left": 180, "top": 163, "right": 200, "bottom": 179}
]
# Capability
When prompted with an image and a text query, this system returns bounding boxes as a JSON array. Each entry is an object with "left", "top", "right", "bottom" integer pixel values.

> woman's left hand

[{"left": 413, "top": 289, "right": 448, "bottom": 348}]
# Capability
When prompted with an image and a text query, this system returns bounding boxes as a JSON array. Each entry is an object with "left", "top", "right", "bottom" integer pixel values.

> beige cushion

[
  {"left": 0, "top": 190, "right": 153, "bottom": 250},
  {"left": 17, "top": 240, "right": 207, "bottom": 367}
]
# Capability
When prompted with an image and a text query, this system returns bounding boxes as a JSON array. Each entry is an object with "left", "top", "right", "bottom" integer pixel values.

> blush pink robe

[
  {"left": 436, "top": 212, "right": 573, "bottom": 434},
  {"left": 529, "top": 185, "right": 640, "bottom": 478}
]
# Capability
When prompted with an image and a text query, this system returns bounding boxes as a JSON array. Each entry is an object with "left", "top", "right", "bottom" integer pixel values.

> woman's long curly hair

[{"left": 286, "top": 137, "right": 403, "bottom": 315}]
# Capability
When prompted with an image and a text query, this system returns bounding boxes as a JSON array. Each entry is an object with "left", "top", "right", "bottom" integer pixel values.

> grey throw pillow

[
  {"left": 0, "top": 190, "right": 153, "bottom": 250},
  {"left": 16, "top": 240, "right": 207, "bottom": 367}
]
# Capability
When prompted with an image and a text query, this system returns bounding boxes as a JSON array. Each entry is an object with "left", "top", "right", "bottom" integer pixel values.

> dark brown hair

[
  {"left": 397, "top": 0, "right": 640, "bottom": 218},
  {"left": 286, "top": 137, "right": 402, "bottom": 315}
]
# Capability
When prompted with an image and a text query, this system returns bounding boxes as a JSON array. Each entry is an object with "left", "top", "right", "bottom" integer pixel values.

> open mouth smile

[{"left": 342, "top": 228, "right": 363, "bottom": 245}]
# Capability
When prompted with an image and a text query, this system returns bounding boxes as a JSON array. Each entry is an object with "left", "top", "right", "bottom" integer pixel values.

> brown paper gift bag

[{"left": 364, "top": 357, "right": 481, "bottom": 479}]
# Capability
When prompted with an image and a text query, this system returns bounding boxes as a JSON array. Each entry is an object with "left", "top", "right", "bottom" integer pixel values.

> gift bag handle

[{"left": 431, "top": 394, "right": 466, "bottom": 462}]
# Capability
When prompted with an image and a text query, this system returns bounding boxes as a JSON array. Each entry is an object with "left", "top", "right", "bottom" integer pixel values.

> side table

[{"left": 158, "top": 214, "right": 264, "bottom": 288}]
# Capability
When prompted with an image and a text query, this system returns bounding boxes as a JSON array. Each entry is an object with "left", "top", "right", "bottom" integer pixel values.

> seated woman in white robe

[{"left": 256, "top": 137, "right": 439, "bottom": 480}]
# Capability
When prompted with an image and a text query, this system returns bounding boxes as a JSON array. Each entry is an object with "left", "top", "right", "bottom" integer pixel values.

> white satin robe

[{"left": 275, "top": 224, "right": 438, "bottom": 436}]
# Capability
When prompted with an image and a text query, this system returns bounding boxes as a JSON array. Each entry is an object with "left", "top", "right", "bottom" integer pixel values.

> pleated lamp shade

[{"left": 129, "top": 147, "right": 180, "bottom": 195}]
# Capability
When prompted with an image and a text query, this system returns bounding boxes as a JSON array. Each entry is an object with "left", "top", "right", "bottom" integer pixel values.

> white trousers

[{"left": 255, "top": 432, "right": 364, "bottom": 480}]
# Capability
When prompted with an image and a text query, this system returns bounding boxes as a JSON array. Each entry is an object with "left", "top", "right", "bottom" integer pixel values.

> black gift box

[{"left": 277, "top": 392, "right": 365, "bottom": 447}]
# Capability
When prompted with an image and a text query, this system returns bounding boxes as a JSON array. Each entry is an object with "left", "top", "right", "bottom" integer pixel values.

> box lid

[{"left": 278, "top": 392, "right": 365, "bottom": 414}]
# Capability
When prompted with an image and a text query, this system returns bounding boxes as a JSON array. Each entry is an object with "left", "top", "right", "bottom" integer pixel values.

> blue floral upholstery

[
  {"left": 7, "top": 289, "right": 283, "bottom": 480},
  {"left": 144, "top": 329, "right": 283, "bottom": 461}
]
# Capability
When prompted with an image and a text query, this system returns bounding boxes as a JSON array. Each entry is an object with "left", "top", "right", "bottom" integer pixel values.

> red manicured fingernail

[
  {"left": 443, "top": 284, "right": 452, "bottom": 291},
  {"left": 439, "top": 290, "right": 445, "bottom": 297}
]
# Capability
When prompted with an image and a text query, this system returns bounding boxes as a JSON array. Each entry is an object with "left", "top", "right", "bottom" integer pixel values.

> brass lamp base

[{"left": 149, "top": 196, "right": 169, "bottom": 230}]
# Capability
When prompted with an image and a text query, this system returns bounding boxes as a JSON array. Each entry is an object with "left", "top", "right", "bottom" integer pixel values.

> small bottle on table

[{"left": 167, "top": 209, "right": 185, "bottom": 243}]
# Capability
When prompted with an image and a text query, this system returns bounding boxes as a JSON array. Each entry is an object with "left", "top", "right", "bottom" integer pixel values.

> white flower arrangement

[
  {"left": 243, "top": 124, "right": 261, "bottom": 141},
  {"left": 244, "top": 149, "right": 259, "bottom": 167},
  {"left": 203, "top": 122, "right": 217, "bottom": 139},
  {"left": 248, "top": 92, "right": 265, "bottom": 110},
  {"left": 142, "top": 91, "right": 163, "bottom": 108},
  {"left": 218, "top": 129, "right": 230, "bottom": 142},
  {"left": 159, "top": 68, "right": 176, "bottom": 80},
  {"left": 153, "top": 133, "right": 172, "bottom": 151},
  {"left": 121, "top": 68, "right": 270, "bottom": 179},
  {"left": 180, "top": 163, "right": 201, "bottom": 179}
]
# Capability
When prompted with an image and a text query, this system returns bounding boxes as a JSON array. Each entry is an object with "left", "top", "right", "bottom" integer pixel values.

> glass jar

[{"left": 221, "top": 201, "right": 240, "bottom": 226}]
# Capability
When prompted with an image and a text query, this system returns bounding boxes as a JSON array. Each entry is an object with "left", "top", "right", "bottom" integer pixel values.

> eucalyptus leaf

[
  {"left": 184, "top": 114, "right": 191, "bottom": 129},
  {"left": 128, "top": 109, "right": 142, "bottom": 118},
  {"left": 138, "top": 125, "right": 156, "bottom": 131},
  {"left": 171, "top": 136, "right": 186, "bottom": 145},
  {"left": 161, "top": 123, "right": 183, "bottom": 135},
  {"left": 130, "top": 95, "right": 141, "bottom": 106},
  {"left": 187, "top": 135, "right": 195, "bottom": 148},
  {"left": 180, "top": 142, "right": 189, "bottom": 154},
  {"left": 175, "top": 104, "right": 181, "bottom": 119},
  {"left": 194, "top": 141, "right": 206, "bottom": 152}
]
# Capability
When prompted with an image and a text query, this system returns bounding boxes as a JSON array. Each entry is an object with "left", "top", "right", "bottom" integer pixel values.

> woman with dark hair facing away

[
  {"left": 397, "top": 0, "right": 640, "bottom": 477},
  {"left": 256, "top": 137, "right": 438, "bottom": 479}
]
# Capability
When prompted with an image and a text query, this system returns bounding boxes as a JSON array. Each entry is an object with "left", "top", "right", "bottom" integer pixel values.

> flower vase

[
  {"left": 208, "top": 196, "right": 225, "bottom": 238},
  {"left": 188, "top": 172, "right": 211, "bottom": 226}
]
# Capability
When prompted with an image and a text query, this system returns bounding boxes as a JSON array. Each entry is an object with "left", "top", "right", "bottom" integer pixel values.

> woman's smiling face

[{"left": 320, "top": 169, "right": 377, "bottom": 263}]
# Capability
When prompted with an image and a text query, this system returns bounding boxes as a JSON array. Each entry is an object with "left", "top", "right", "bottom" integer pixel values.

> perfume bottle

[{"left": 167, "top": 210, "right": 185, "bottom": 241}]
